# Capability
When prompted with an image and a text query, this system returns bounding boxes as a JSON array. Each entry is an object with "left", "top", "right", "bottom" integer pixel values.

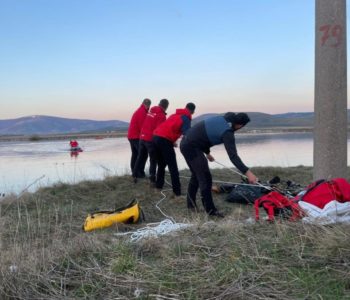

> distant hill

[
  {"left": 193, "top": 111, "right": 318, "bottom": 128},
  {"left": 247, "top": 112, "right": 314, "bottom": 128},
  {"left": 193, "top": 110, "right": 350, "bottom": 128},
  {"left": 0, "top": 115, "right": 128, "bottom": 135},
  {"left": 1, "top": 110, "right": 349, "bottom": 135}
]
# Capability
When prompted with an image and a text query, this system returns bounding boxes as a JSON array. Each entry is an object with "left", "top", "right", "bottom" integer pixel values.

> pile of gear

[
  {"left": 213, "top": 176, "right": 350, "bottom": 224},
  {"left": 83, "top": 176, "right": 350, "bottom": 233},
  {"left": 213, "top": 176, "right": 303, "bottom": 204}
]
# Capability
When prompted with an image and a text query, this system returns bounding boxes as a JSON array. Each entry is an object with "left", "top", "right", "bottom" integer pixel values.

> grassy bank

[{"left": 0, "top": 167, "right": 349, "bottom": 299}]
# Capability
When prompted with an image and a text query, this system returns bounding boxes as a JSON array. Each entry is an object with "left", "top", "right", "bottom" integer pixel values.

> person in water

[{"left": 70, "top": 140, "right": 79, "bottom": 149}]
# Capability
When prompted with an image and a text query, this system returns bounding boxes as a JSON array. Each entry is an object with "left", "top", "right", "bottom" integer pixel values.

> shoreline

[
  {"left": 2, "top": 165, "right": 314, "bottom": 197},
  {"left": 0, "top": 131, "right": 127, "bottom": 142},
  {"left": 0, "top": 126, "right": 314, "bottom": 142}
]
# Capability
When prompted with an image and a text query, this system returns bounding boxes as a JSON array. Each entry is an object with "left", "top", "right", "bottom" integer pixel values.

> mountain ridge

[
  {"left": 0, "top": 115, "right": 128, "bottom": 135},
  {"left": 1, "top": 111, "right": 349, "bottom": 135}
]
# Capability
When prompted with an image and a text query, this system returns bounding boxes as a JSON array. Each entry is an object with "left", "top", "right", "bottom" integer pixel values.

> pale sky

[{"left": 0, "top": 0, "right": 340, "bottom": 121}]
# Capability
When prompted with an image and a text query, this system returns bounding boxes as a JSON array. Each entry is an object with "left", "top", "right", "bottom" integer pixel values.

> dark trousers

[
  {"left": 133, "top": 140, "right": 156, "bottom": 182},
  {"left": 180, "top": 139, "right": 217, "bottom": 214},
  {"left": 153, "top": 136, "right": 181, "bottom": 195},
  {"left": 128, "top": 139, "right": 146, "bottom": 177}
]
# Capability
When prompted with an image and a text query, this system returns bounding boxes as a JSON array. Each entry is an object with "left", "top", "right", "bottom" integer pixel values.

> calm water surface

[{"left": 0, "top": 132, "right": 342, "bottom": 194}]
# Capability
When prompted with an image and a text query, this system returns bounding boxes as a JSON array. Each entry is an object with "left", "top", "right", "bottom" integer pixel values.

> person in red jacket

[
  {"left": 70, "top": 140, "right": 79, "bottom": 149},
  {"left": 133, "top": 99, "right": 169, "bottom": 184},
  {"left": 153, "top": 102, "right": 196, "bottom": 196},
  {"left": 127, "top": 98, "right": 151, "bottom": 177}
]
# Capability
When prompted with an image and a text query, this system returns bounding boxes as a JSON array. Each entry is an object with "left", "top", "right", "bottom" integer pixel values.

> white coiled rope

[
  {"left": 114, "top": 182, "right": 192, "bottom": 242},
  {"left": 128, "top": 219, "right": 192, "bottom": 242}
]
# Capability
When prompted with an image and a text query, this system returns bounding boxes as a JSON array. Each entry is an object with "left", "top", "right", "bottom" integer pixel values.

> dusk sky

[{"left": 0, "top": 0, "right": 343, "bottom": 121}]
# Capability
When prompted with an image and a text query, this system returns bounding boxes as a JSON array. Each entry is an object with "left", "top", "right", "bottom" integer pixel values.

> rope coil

[
  {"left": 129, "top": 219, "right": 192, "bottom": 242},
  {"left": 114, "top": 181, "right": 192, "bottom": 242}
]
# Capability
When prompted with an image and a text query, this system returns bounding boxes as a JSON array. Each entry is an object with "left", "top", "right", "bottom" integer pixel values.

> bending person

[
  {"left": 153, "top": 103, "right": 196, "bottom": 196},
  {"left": 180, "top": 112, "right": 257, "bottom": 217}
]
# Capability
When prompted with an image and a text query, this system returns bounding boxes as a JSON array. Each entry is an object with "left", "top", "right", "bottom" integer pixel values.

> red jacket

[
  {"left": 127, "top": 104, "right": 149, "bottom": 139},
  {"left": 153, "top": 108, "right": 192, "bottom": 143},
  {"left": 70, "top": 140, "right": 78, "bottom": 148},
  {"left": 296, "top": 178, "right": 350, "bottom": 209},
  {"left": 140, "top": 106, "right": 167, "bottom": 142}
]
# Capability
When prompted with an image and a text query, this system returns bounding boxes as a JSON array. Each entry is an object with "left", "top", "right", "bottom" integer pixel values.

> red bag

[
  {"left": 255, "top": 191, "right": 304, "bottom": 222},
  {"left": 299, "top": 178, "right": 350, "bottom": 209}
]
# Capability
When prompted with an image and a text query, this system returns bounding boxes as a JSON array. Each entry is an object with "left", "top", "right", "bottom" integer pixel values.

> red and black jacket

[
  {"left": 127, "top": 104, "right": 149, "bottom": 139},
  {"left": 153, "top": 108, "right": 192, "bottom": 143}
]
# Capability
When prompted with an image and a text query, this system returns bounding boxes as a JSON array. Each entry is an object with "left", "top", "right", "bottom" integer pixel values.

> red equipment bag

[
  {"left": 298, "top": 178, "right": 350, "bottom": 209},
  {"left": 255, "top": 191, "right": 304, "bottom": 222}
]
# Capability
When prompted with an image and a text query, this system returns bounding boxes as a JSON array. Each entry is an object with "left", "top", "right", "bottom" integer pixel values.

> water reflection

[{"left": 0, "top": 132, "right": 341, "bottom": 194}]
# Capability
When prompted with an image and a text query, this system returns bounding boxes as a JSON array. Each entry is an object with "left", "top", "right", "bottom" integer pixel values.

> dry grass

[{"left": 0, "top": 167, "right": 349, "bottom": 299}]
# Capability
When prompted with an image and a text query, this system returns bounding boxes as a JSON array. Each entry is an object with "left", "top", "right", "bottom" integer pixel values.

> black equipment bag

[{"left": 225, "top": 185, "right": 268, "bottom": 204}]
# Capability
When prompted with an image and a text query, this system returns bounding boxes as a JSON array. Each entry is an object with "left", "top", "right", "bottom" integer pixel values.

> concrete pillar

[{"left": 314, "top": 0, "right": 347, "bottom": 180}]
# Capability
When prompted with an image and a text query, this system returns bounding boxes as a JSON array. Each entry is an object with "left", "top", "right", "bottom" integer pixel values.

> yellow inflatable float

[{"left": 83, "top": 200, "right": 141, "bottom": 232}]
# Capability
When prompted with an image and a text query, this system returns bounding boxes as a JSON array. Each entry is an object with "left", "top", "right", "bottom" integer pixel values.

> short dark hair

[
  {"left": 159, "top": 99, "right": 169, "bottom": 110},
  {"left": 186, "top": 102, "right": 196, "bottom": 113},
  {"left": 235, "top": 113, "right": 250, "bottom": 126},
  {"left": 224, "top": 112, "right": 250, "bottom": 126},
  {"left": 142, "top": 98, "right": 151, "bottom": 107}
]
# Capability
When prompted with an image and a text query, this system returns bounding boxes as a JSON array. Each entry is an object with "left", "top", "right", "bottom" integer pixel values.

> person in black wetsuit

[{"left": 180, "top": 112, "right": 257, "bottom": 217}]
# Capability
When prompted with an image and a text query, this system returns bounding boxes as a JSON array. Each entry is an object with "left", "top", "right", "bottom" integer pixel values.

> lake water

[{"left": 0, "top": 132, "right": 345, "bottom": 194}]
